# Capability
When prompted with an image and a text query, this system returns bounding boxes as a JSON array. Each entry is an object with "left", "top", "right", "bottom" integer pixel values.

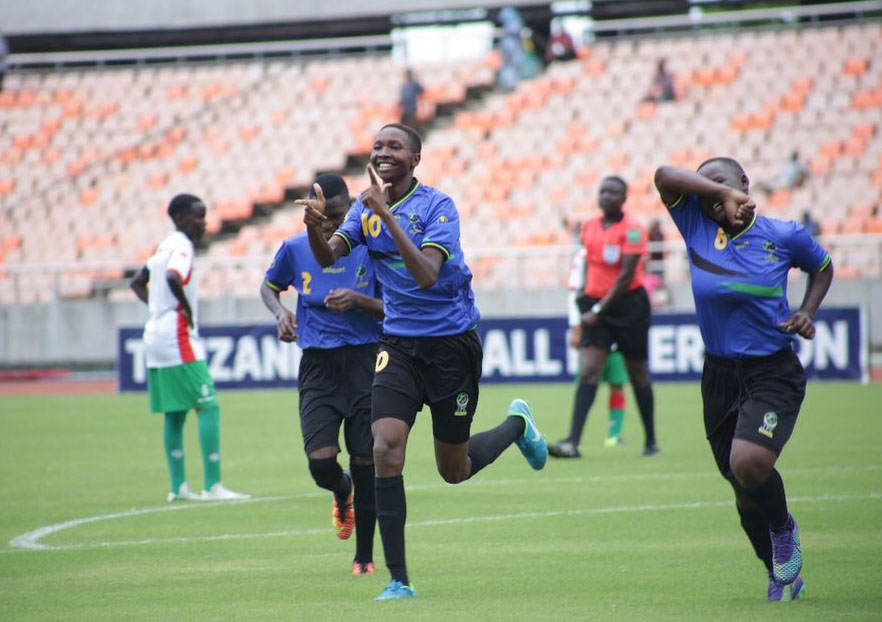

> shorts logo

[
  {"left": 375, "top": 350, "right": 389, "bottom": 372},
  {"left": 758, "top": 411, "right": 778, "bottom": 438},
  {"left": 454, "top": 392, "right": 470, "bottom": 417}
]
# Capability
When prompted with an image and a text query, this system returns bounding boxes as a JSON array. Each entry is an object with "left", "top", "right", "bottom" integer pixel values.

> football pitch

[{"left": 1, "top": 382, "right": 880, "bottom": 621}]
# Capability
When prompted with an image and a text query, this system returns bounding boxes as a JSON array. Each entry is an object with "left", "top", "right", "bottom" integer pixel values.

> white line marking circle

[{"left": 8, "top": 465, "right": 881, "bottom": 552}]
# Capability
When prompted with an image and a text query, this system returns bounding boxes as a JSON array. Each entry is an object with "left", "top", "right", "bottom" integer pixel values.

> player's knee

[
  {"left": 307, "top": 457, "right": 343, "bottom": 491},
  {"left": 730, "top": 455, "right": 769, "bottom": 490},
  {"left": 578, "top": 365, "right": 601, "bottom": 384},
  {"left": 372, "top": 437, "right": 404, "bottom": 471},
  {"left": 438, "top": 463, "right": 469, "bottom": 484}
]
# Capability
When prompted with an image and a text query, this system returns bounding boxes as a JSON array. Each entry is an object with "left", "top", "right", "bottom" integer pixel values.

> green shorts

[
  {"left": 601, "top": 350, "right": 628, "bottom": 386},
  {"left": 147, "top": 361, "right": 218, "bottom": 413}
]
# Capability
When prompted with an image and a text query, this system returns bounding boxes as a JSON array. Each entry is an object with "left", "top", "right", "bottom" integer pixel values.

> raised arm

[
  {"left": 362, "top": 164, "right": 443, "bottom": 289},
  {"left": 654, "top": 165, "right": 754, "bottom": 227},
  {"left": 129, "top": 266, "right": 149, "bottom": 304},
  {"left": 297, "top": 183, "right": 348, "bottom": 267}
]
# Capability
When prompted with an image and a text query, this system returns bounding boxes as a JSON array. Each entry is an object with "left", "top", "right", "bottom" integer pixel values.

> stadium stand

[{"left": 1, "top": 20, "right": 880, "bottom": 302}]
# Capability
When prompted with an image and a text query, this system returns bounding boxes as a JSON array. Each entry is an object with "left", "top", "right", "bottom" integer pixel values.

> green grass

[{"left": 1, "top": 382, "right": 880, "bottom": 621}]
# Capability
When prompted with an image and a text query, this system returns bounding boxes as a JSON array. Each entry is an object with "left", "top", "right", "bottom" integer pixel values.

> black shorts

[
  {"left": 577, "top": 286, "right": 651, "bottom": 360},
  {"left": 702, "top": 347, "right": 806, "bottom": 479},
  {"left": 298, "top": 343, "right": 377, "bottom": 456},
  {"left": 371, "top": 331, "right": 482, "bottom": 444}
]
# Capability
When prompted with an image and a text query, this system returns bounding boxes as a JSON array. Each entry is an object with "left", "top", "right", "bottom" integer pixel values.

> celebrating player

[
  {"left": 654, "top": 158, "right": 833, "bottom": 601},
  {"left": 549, "top": 176, "right": 658, "bottom": 458},
  {"left": 303, "top": 123, "right": 548, "bottom": 600},
  {"left": 260, "top": 174, "right": 382, "bottom": 575},
  {"left": 130, "top": 194, "right": 250, "bottom": 502}
]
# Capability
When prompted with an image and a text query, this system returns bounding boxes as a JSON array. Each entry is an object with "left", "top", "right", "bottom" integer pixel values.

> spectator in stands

[
  {"left": 644, "top": 58, "right": 676, "bottom": 103},
  {"left": 399, "top": 69, "right": 424, "bottom": 132},
  {"left": 130, "top": 194, "right": 250, "bottom": 503},
  {"left": 545, "top": 21, "right": 577, "bottom": 63},
  {"left": 800, "top": 210, "right": 820, "bottom": 239},
  {"left": 0, "top": 34, "right": 8, "bottom": 92},
  {"left": 756, "top": 151, "right": 809, "bottom": 194}
]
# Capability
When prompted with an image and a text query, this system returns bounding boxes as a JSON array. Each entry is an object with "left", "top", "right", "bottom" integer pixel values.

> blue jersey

[
  {"left": 264, "top": 233, "right": 381, "bottom": 350},
  {"left": 334, "top": 181, "right": 480, "bottom": 337},
  {"left": 668, "top": 194, "right": 830, "bottom": 358}
]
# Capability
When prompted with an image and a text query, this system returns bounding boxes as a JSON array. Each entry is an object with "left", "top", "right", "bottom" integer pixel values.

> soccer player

[
  {"left": 654, "top": 158, "right": 833, "bottom": 601},
  {"left": 301, "top": 123, "right": 547, "bottom": 601},
  {"left": 260, "top": 174, "right": 383, "bottom": 576},
  {"left": 130, "top": 194, "right": 249, "bottom": 502},
  {"left": 549, "top": 176, "right": 658, "bottom": 458},
  {"left": 567, "top": 247, "right": 628, "bottom": 449}
]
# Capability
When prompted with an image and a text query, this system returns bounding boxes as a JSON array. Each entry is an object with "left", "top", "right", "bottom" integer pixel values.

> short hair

[
  {"left": 697, "top": 157, "right": 745, "bottom": 177},
  {"left": 602, "top": 175, "right": 628, "bottom": 193},
  {"left": 380, "top": 123, "right": 422, "bottom": 154},
  {"left": 167, "top": 193, "right": 203, "bottom": 219},
  {"left": 309, "top": 173, "right": 349, "bottom": 201}
]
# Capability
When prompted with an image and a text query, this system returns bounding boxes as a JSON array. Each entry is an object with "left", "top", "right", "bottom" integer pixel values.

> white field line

[{"left": 7, "top": 464, "right": 881, "bottom": 552}]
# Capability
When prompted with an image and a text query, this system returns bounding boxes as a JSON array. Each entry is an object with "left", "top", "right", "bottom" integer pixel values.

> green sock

[
  {"left": 608, "top": 409, "right": 624, "bottom": 438},
  {"left": 197, "top": 405, "right": 221, "bottom": 491},
  {"left": 164, "top": 411, "right": 187, "bottom": 493}
]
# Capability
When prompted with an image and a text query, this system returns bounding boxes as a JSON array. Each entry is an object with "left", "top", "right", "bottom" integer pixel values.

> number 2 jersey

[
  {"left": 333, "top": 181, "right": 480, "bottom": 337},
  {"left": 264, "top": 233, "right": 381, "bottom": 350},
  {"left": 667, "top": 194, "right": 830, "bottom": 358},
  {"left": 143, "top": 230, "right": 206, "bottom": 368}
]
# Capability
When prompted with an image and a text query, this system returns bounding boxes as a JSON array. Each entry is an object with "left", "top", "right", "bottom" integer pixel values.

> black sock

[
  {"left": 737, "top": 504, "right": 773, "bottom": 572},
  {"left": 350, "top": 462, "right": 376, "bottom": 564},
  {"left": 567, "top": 382, "right": 597, "bottom": 445},
  {"left": 467, "top": 416, "right": 523, "bottom": 478},
  {"left": 632, "top": 383, "right": 656, "bottom": 447},
  {"left": 745, "top": 468, "right": 789, "bottom": 529},
  {"left": 375, "top": 475, "right": 408, "bottom": 584}
]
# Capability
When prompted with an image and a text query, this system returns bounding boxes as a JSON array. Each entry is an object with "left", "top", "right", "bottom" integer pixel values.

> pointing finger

[
  {"left": 313, "top": 183, "right": 325, "bottom": 209},
  {"left": 367, "top": 163, "right": 381, "bottom": 187}
]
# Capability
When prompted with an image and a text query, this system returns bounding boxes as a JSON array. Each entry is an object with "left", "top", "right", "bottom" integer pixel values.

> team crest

[
  {"left": 356, "top": 265, "right": 366, "bottom": 278},
  {"left": 408, "top": 212, "right": 423, "bottom": 234},
  {"left": 763, "top": 240, "right": 779, "bottom": 262},
  {"left": 454, "top": 392, "right": 470, "bottom": 417},
  {"left": 758, "top": 411, "right": 778, "bottom": 438}
]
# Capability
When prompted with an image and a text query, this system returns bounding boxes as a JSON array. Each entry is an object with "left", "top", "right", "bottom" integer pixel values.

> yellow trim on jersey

[
  {"left": 730, "top": 213, "right": 757, "bottom": 241},
  {"left": 389, "top": 180, "right": 421, "bottom": 213},
  {"left": 817, "top": 253, "right": 831, "bottom": 272},
  {"left": 333, "top": 230, "right": 353, "bottom": 252},
  {"left": 421, "top": 242, "right": 450, "bottom": 259},
  {"left": 666, "top": 195, "right": 684, "bottom": 209},
  {"left": 264, "top": 280, "right": 283, "bottom": 292}
]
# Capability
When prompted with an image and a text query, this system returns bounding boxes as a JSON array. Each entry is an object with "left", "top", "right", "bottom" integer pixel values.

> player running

[
  {"left": 654, "top": 158, "right": 833, "bottom": 601},
  {"left": 303, "top": 123, "right": 547, "bottom": 601}
]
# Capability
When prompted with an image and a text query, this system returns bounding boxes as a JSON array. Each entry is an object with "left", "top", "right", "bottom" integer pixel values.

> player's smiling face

[{"left": 370, "top": 127, "right": 420, "bottom": 183}]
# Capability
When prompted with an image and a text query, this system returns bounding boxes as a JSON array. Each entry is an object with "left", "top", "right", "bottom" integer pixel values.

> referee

[
  {"left": 260, "top": 174, "right": 383, "bottom": 575},
  {"left": 654, "top": 158, "right": 833, "bottom": 601},
  {"left": 549, "top": 176, "right": 659, "bottom": 458}
]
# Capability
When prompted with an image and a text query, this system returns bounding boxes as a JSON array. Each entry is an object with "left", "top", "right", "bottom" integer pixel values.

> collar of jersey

[
  {"left": 388, "top": 179, "right": 420, "bottom": 213},
  {"left": 729, "top": 213, "right": 757, "bottom": 241}
]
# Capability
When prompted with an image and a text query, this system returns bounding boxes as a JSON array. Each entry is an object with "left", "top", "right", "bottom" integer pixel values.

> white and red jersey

[{"left": 143, "top": 230, "right": 206, "bottom": 368}]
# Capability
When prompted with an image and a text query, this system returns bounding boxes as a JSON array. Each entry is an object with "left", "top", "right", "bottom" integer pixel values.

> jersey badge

[
  {"left": 626, "top": 228, "right": 641, "bottom": 244},
  {"left": 763, "top": 240, "right": 779, "bottom": 262},
  {"left": 758, "top": 411, "right": 778, "bottom": 438},
  {"left": 454, "top": 392, "right": 470, "bottom": 417}
]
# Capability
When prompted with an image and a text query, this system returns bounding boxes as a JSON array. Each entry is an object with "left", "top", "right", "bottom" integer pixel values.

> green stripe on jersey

[{"left": 720, "top": 282, "right": 783, "bottom": 298}]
